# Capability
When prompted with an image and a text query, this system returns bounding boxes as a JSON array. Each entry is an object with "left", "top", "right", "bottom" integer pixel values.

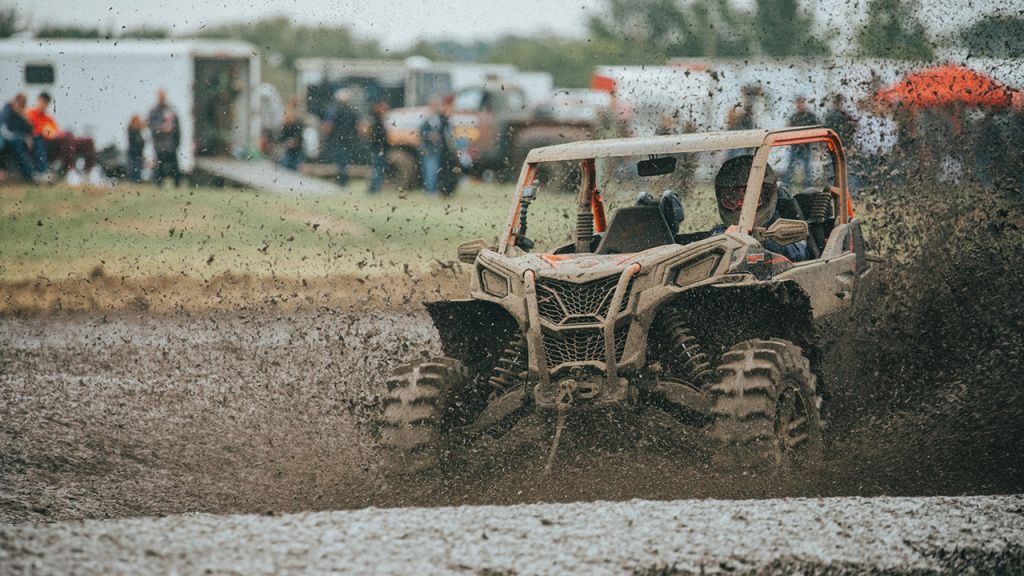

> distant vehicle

[
  {"left": 384, "top": 81, "right": 595, "bottom": 188},
  {"left": 295, "top": 56, "right": 554, "bottom": 120},
  {"left": 0, "top": 38, "right": 261, "bottom": 174},
  {"left": 294, "top": 56, "right": 567, "bottom": 184}
]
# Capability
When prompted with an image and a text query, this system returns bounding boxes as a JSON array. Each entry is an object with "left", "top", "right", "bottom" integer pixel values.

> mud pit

[{"left": 1, "top": 300, "right": 1021, "bottom": 526}]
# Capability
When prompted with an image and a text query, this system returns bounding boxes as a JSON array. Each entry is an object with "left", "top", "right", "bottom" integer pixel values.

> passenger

[
  {"left": 148, "top": 89, "right": 182, "bottom": 188},
  {"left": 713, "top": 155, "right": 809, "bottom": 262},
  {"left": 26, "top": 92, "right": 100, "bottom": 182},
  {"left": 0, "top": 93, "right": 38, "bottom": 182}
]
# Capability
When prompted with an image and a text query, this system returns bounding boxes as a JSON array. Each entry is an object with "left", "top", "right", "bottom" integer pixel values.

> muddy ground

[
  {"left": 1, "top": 180, "right": 1023, "bottom": 575},
  {"left": 0, "top": 297, "right": 1020, "bottom": 526}
]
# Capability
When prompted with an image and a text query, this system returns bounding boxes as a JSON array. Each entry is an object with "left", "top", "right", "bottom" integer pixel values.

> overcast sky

[
  {"left": 16, "top": 0, "right": 1021, "bottom": 50},
  {"left": 17, "top": 0, "right": 605, "bottom": 48}
]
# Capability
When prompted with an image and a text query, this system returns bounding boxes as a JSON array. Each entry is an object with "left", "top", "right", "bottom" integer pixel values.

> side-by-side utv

[{"left": 379, "top": 127, "right": 871, "bottom": 475}]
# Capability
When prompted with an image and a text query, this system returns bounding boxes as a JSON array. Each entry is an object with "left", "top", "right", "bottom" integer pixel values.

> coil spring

[
  {"left": 661, "top": 307, "right": 713, "bottom": 385},
  {"left": 809, "top": 190, "right": 832, "bottom": 223},
  {"left": 487, "top": 332, "right": 528, "bottom": 396},
  {"left": 576, "top": 211, "right": 594, "bottom": 252}
]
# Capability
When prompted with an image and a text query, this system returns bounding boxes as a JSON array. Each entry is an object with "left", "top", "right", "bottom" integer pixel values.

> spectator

[
  {"left": 322, "top": 89, "right": 358, "bottom": 187},
  {"left": 824, "top": 94, "right": 857, "bottom": 146},
  {"left": 367, "top": 99, "right": 390, "bottom": 194},
  {"left": 1004, "top": 97, "right": 1024, "bottom": 198},
  {"left": 419, "top": 99, "right": 446, "bottom": 195},
  {"left": 0, "top": 93, "right": 38, "bottom": 182},
  {"left": 148, "top": 89, "right": 182, "bottom": 187},
  {"left": 854, "top": 97, "right": 897, "bottom": 187},
  {"left": 971, "top": 107, "right": 1003, "bottom": 186},
  {"left": 127, "top": 115, "right": 145, "bottom": 183},
  {"left": 655, "top": 112, "right": 677, "bottom": 136},
  {"left": 785, "top": 96, "right": 820, "bottom": 188},
  {"left": 725, "top": 90, "right": 756, "bottom": 159},
  {"left": 278, "top": 108, "right": 305, "bottom": 172},
  {"left": 437, "top": 95, "right": 459, "bottom": 197},
  {"left": 25, "top": 92, "right": 100, "bottom": 183}
]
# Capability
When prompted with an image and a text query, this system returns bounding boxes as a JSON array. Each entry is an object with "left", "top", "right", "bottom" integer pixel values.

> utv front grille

[
  {"left": 536, "top": 275, "right": 634, "bottom": 326},
  {"left": 541, "top": 324, "right": 631, "bottom": 367},
  {"left": 543, "top": 328, "right": 605, "bottom": 366}
]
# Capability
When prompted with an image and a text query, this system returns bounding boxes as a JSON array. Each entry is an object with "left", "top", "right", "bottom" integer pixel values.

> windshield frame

[{"left": 501, "top": 127, "right": 850, "bottom": 256}]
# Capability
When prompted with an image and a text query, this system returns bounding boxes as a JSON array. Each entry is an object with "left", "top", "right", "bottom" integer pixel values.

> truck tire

[
  {"left": 386, "top": 148, "right": 420, "bottom": 190},
  {"left": 709, "top": 338, "right": 824, "bottom": 472},
  {"left": 379, "top": 356, "right": 468, "bottom": 475}
]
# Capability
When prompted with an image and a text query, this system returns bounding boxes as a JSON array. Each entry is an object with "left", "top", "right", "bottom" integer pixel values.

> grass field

[
  {"left": 0, "top": 181, "right": 522, "bottom": 282},
  {"left": 0, "top": 176, "right": 725, "bottom": 311}
]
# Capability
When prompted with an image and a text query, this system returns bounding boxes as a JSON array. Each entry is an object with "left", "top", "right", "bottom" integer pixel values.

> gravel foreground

[{"left": 2, "top": 495, "right": 1023, "bottom": 575}]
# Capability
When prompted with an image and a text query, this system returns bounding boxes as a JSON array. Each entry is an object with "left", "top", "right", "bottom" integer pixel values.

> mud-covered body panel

[{"left": 426, "top": 227, "right": 856, "bottom": 410}]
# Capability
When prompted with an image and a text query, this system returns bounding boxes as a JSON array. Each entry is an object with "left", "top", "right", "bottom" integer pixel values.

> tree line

[{"left": 1, "top": 1, "right": 1021, "bottom": 88}]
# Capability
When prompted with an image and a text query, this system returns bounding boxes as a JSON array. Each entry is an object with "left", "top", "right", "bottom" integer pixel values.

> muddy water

[{"left": 2, "top": 306, "right": 1021, "bottom": 525}]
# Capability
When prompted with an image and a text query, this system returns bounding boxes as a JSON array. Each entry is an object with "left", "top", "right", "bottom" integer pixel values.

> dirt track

[
  {"left": 4, "top": 495, "right": 1024, "bottom": 575},
  {"left": 2, "top": 308, "right": 1022, "bottom": 526}
]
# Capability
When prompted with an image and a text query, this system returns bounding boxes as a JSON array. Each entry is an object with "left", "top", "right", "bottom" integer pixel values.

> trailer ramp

[{"left": 195, "top": 158, "right": 340, "bottom": 195}]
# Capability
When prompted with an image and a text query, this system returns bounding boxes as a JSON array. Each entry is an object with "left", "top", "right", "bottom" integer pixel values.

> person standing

[
  {"left": 148, "top": 89, "right": 182, "bottom": 187},
  {"left": 127, "top": 115, "right": 146, "bottom": 183},
  {"left": 419, "top": 99, "right": 446, "bottom": 195},
  {"left": 278, "top": 108, "right": 305, "bottom": 172},
  {"left": 824, "top": 94, "right": 857, "bottom": 146},
  {"left": 785, "top": 96, "right": 820, "bottom": 188},
  {"left": 367, "top": 100, "right": 390, "bottom": 194},
  {"left": 322, "top": 89, "right": 358, "bottom": 187}
]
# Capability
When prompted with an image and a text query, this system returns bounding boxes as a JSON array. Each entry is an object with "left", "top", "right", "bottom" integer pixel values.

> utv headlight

[
  {"left": 480, "top": 267, "right": 510, "bottom": 298},
  {"left": 671, "top": 255, "right": 719, "bottom": 287}
]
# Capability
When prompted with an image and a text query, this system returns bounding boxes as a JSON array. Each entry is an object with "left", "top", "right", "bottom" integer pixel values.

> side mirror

[
  {"left": 760, "top": 218, "right": 808, "bottom": 246},
  {"left": 457, "top": 238, "right": 490, "bottom": 264}
]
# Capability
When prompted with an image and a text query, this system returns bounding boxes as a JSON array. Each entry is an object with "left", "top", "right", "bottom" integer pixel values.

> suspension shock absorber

[
  {"left": 487, "top": 332, "right": 528, "bottom": 396},
  {"left": 660, "top": 307, "right": 713, "bottom": 385}
]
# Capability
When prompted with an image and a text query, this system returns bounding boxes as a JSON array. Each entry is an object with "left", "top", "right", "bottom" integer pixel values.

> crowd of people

[
  {"left": 272, "top": 89, "right": 460, "bottom": 196},
  {"left": 1, "top": 92, "right": 99, "bottom": 185},
  {"left": 0, "top": 88, "right": 183, "bottom": 187},
  {"left": 717, "top": 90, "right": 1024, "bottom": 195}
]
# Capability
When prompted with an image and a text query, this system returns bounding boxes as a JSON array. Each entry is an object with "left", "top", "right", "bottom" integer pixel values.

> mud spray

[{"left": 1, "top": 177, "right": 1022, "bottom": 524}]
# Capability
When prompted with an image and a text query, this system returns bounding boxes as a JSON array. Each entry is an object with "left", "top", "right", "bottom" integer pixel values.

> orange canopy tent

[{"left": 876, "top": 64, "right": 1018, "bottom": 108}]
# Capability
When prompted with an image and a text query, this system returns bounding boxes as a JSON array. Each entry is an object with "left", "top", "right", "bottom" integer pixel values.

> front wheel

[
  {"left": 709, "top": 338, "right": 824, "bottom": 472},
  {"left": 378, "top": 356, "right": 468, "bottom": 475}
]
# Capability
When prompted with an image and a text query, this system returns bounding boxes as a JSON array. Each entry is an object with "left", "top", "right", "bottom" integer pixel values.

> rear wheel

[
  {"left": 379, "top": 356, "right": 468, "bottom": 475},
  {"left": 709, "top": 338, "right": 823, "bottom": 472}
]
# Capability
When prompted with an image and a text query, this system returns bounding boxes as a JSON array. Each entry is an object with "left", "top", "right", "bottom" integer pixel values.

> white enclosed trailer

[{"left": 0, "top": 38, "right": 260, "bottom": 173}]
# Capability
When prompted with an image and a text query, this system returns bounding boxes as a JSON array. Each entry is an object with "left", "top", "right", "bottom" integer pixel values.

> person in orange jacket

[{"left": 25, "top": 92, "right": 97, "bottom": 176}]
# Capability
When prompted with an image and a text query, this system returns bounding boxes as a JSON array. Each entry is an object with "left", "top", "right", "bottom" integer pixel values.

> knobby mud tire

[
  {"left": 379, "top": 356, "right": 468, "bottom": 475},
  {"left": 709, "top": 338, "right": 824, "bottom": 472}
]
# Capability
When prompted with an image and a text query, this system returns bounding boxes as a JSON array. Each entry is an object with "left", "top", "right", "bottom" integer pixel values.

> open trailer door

[{"left": 193, "top": 57, "right": 255, "bottom": 157}]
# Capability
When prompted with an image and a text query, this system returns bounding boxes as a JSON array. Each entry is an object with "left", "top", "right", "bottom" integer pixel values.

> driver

[{"left": 714, "top": 155, "right": 808, "bottom": 262}]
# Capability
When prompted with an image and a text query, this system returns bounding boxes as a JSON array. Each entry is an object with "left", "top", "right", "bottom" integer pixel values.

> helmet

[{"left": 714, "top": 154, "right": 777, "bottom": 228}]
